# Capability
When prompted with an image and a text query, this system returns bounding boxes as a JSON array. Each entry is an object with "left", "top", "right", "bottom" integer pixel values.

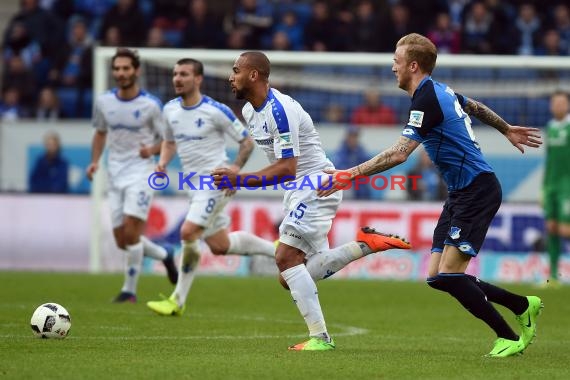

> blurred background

[{"left": 0, "top": 0, "right": 568, "bottom": 284}]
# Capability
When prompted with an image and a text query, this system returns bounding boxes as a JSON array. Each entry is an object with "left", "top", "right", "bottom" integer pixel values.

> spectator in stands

[
  {"left": 29, "top": 131, "right": 69, "bottom": 193},
  {"left": 448, "top": 0, "right": 470, "bottom": 30},
  {"left": 2, "top": 55, "right": 36, "bottom": 113},
  {"left": 49, "top": 16, "right": 93, "bottom": 89},
  {"left": 225, "top": 0, "right": 273, "bottom": 49},
  {"left": 461, "top": 1, "right": 493, "bottom": 54},
  {"left": 552, "top": 4, "right": 570, "bottom": 54},
  {"left": 182, "top": 0, "right": 224, "bottom": 49},
  {"left": 271, "top": 31, "right": 291, "bottom": 51},
  {"left": 352, "top": 0, "right": 380, "bottom": 52},
  {"left": 323, "top": 104, "right": 347, "bottom": 124},
  {"left": 535, "top": 29, "right": 565, "bottom": 56},
  {"left": 101, "top": 26, "right": 121, "bottom": 47},
  {"left": 0, "top": 87, "right": 26, "bottom": 121},
  {"left": 427, "top": 13, "right": 461, "bottom": 54},
  {"left": 2, "top": 21, "right": 42, "bottom": 69},
  {"left": 378, "top": 2, "right": 413, "bottom": 52},
  {"left": 226, "top": 27, "right": 247, "bottom": 50},
  {"left": 3, "top": 0, "right": 64, "bottom": 60},
  {"left": 330, "top": 6, "right": 354, "bottom": 52},
  {"left": 304, "top": 1, "right": 334, "bottom": 51},
  {"left": 99, "top": 0, "right": 146, "bottom": 46},
  {"left": 146, "top": 26, "right": 170, "bottom": 48},
  {"left": 273, "top": 10, "right": 304, "bottom": 51},
  {"left": 152, "top": 0, "right": 188, "bottom": 31},
  {"left": 513, "top": 3, "right": 541, "bottom": 56},
  {"left": 406, "top": 148, "right": 447, "bottom": 201},
  {"left": 351, "top": 88, "right": 397, "bottom": 126},
  {"left": 485, "top": 0, "right": 517, "bottom": 55},
  {"left": 332, "top": 126, "right": 372, "bottom": 200},
  {"left": 35, "top": 87, "right": 61, "bottom": 121}
]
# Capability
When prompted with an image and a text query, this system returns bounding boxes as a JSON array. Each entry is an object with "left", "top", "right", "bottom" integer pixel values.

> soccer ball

[{"left": 30, "top": 303, "right": 71, "bottom": 339}]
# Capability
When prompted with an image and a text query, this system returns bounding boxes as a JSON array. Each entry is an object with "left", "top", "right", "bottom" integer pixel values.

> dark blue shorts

[{"left": 431, "top": 172, "right": 501, "bottom": 256}]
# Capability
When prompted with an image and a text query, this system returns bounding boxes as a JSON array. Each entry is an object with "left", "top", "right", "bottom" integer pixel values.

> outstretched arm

[
  {"left": 317, "top": 136, "right": 420, "bottom": 197},
  {"left": 463, "top": 98, "right": 542, "bottom": 153}
]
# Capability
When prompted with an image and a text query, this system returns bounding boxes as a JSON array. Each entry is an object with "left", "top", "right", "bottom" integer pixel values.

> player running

[
  {"left": 318, "top": 33, "right": 543, "bottom": 357},
  {"left": 146, "top": 58, "right": 277, "bottom": 316},
  {"left": 212, "top": 51, "right": 411, "bottom": 351},
  {"left": 87, "top": 48, "right": 177, "bottom": 303}
]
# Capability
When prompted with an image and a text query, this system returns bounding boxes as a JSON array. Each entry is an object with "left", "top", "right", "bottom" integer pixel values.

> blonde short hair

[{"left": 396, "top": 33, "right": 437, "bottom": 74}]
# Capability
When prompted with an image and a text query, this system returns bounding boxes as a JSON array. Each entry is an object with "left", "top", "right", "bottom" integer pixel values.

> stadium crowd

[{"left": 1, "top": 0, "right": 569, "bottom": 120}]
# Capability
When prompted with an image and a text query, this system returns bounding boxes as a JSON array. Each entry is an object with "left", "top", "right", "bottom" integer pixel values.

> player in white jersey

[
  {"left": 146, "top": 58, "right": 276, "bottom": 316},
  {"left": 212, "top": 51, "right": 411, "bottom": 351},
  {"left": 86, "top": 48, "right": 178, "bottom": 303}
]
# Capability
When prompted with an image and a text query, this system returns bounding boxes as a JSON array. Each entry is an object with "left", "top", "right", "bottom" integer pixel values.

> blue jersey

[{"left": 401, "top": 76, "right": 493, "bottom": 191}]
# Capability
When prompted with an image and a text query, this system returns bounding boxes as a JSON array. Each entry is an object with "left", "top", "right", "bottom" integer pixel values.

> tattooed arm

[
  {"left": 463, "top": 97, "right": 542, "bottom": 153},
  {"left": 463, "top": 97, "right": 510, "bottom": 134},
  {"left": 317, "top": 136, "right": 420, "bottom": 197},
  {"left": 352, "top": 136, "right": 420, "bottom": 178}
]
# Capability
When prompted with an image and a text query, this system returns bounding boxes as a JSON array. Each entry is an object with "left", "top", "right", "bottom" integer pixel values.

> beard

[
  {"left": 234, "top": 87, "right": 246, "bottom": 100},
  {"left": 116, "top": 75, "right": 136, "bottom": 90}
]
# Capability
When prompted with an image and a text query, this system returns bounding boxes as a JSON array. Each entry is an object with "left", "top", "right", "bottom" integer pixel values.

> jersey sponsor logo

[
  {"left": 402, "top": 128, "right": 415, "bottom": 136},
  {"left": 279, "top": 133, "right": 294, "bottom": 150},
  {"left": 174, "top": 133, "right": 205, "bottom": 141},
  {"left": 110, "top": 124, "right": 143, "bottom": 131},
  {"left": 255, "top": 138, "right": 274, "bottom": 146},
  {"left": 449, "top": 226, "right": 461, "bottom": 240},
  {"left": 408, "top": 110, "right": 424, "bottom": 128}
]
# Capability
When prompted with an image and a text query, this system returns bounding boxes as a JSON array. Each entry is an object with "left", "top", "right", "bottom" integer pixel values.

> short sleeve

[
  {"left": 270, "top": 99, "right": 299, "bottom": 160},
  {"left": 405, "top": 83, "right": 444, "bottom": 137},
  {"left": 92, "top": 97, "right": 107, "bottom": 131}
]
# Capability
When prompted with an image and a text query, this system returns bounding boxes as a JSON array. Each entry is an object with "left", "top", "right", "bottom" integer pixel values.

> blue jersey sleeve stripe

[
  {"left": 204, "top": 96, "right": 237, "bottom": 122},
  {"left": 269, "top": 91, "right": 290, "bottom": 134},
  {"left": 281, "top": 148, "right": 294, "bottom": 158}
]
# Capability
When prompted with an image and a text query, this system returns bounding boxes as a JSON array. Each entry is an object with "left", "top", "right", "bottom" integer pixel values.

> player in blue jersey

[{"left": 318, "top": 33, "right": 544, "bottom": 357}]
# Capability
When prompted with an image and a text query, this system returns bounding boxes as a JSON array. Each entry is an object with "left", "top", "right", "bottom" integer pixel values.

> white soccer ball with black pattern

[{"left": 30, "top": 303, "right": 71, "bottom": 339}]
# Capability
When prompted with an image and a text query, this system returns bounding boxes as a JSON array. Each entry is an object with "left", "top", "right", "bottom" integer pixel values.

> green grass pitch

[{"left": 1, "top": 272, "right": 568, "bottom": 379}]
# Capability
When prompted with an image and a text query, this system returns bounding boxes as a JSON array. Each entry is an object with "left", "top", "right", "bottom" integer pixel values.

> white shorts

[
  {"left": 278, "top": 174, "right": 343, "bottom": 256},
  {"left": 185, "top": 189, "right": 231, "bottom": 238},
  {"left": 108, "top": 179, "right": 154, "bottom": 228}
]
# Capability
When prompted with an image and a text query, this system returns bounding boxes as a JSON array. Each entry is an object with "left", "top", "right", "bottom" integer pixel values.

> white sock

[
  {"left": 172, "top": 240, "right": 201, "bottom": 307},
  {"left": 140, "top": 236, "right": 167, "bottom": 260},
  {"left": 305, "top": 241, "right": 365, "bottom": 281},
  {"left": 228, "top": 231, "right": 275, "bottom": 257},
  {"left": 121, "top": 241, "right": 144, "bottom": 294},
  {"left": 281, "top": 263, "right": 328, "bottom": 338}
]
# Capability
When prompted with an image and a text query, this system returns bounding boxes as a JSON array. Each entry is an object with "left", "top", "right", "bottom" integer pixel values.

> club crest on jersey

[
  {"left": 195, "top": 118, "right": 204, "bottom": 128},
  {"left": 449, "top": 226, "right": 461, "bottom": 240},
  {"left": 408, "top": 110, "right": 424, "bottom": 128},
  {"left": 133, "top": 109, "right": 141, "bottom": 119},
  {"left": 262, "top": 122, "right": 269, "bottom": 133}
]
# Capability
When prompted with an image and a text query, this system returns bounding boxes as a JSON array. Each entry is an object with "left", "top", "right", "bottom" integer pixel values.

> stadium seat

[{"left": 57, "top": 88, "right": 81, "bottom": 118}]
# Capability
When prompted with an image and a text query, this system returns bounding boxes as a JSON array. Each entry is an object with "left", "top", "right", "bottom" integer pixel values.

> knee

[
  {"left": 180, "top": 224, "right": 201, "bottom": 242},
  {"left": 209, "top": 243, "right": 228, "bottom": 256},
  {"left": 122, "top": 230, "right": 139, "bottom": 246},
  {"left": 278, "top": 274, "right": 290, "bottom": 290},
  {"left": 275, "top": 251, "right": 299, "bottom": 272}
]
